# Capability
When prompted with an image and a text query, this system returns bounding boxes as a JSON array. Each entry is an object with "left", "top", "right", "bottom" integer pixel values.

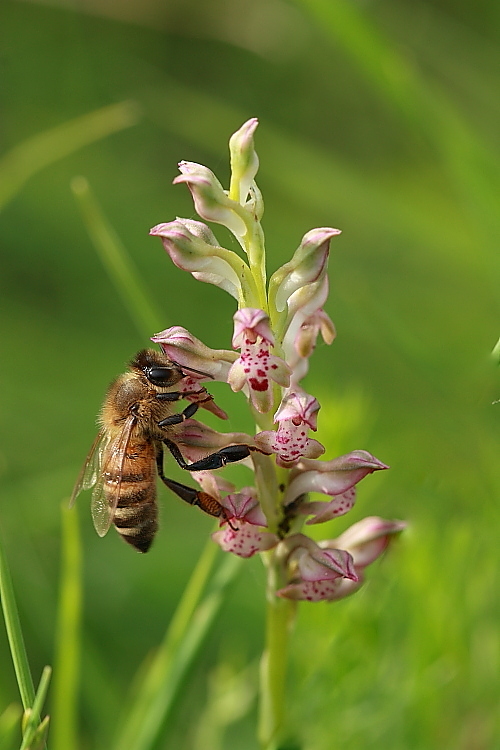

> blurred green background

[{"left": 1, "top": 0, "right": 499, "bottom": 748}]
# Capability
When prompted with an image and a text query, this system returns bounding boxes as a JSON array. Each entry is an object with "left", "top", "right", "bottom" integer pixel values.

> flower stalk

[
  {"left": 259, "top": 558, "right": 294, "bottom": 750},
  {"left": 150, "top": 118, "right": 404, "bottom": 747}
]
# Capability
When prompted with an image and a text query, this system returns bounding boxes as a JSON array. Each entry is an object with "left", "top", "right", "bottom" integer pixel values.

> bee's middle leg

[{"left": 163, "top": 438, "right": 259, "bottom": 471}]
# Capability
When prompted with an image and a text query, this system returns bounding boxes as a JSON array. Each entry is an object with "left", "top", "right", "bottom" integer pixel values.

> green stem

[{"left": 258, "top": 555, "right": 294, "bottom": 750}]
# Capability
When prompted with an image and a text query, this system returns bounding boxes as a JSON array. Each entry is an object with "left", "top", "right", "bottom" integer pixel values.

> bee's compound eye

[{"left": 146, "top": 366, "right": 180, "bottom": 387}]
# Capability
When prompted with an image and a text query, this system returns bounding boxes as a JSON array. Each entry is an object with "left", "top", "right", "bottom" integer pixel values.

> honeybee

[{"left": 71, "top": 349, "right": 253, "bottom": 552}]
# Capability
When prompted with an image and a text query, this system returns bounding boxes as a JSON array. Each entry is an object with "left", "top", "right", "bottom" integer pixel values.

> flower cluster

[{"left": 150, "top": 119, "right": 404, "bottom": 601}]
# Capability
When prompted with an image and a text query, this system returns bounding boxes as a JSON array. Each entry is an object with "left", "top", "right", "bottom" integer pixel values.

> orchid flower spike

[{"left": 148, "top": 117, "right": 403, "bottom": 607}]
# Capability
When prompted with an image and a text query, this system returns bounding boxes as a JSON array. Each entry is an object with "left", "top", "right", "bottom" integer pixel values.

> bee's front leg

[
  {"left": 157, "top": 400, "right": 199, "bottom": 427},
  {"left": 156, "top": 388, "right": 216, "bottom": 427}
]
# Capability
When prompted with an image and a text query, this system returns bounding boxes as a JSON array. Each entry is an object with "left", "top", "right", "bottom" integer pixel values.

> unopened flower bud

[
  {"left": 229, "top": 117, "right": 260, "bottom": 206},
  {"left": 174, "top": 161, "right": 247, "bottom": 237},
  {"left": 269, "top": 227, "right": 340, "bottom": 318},
  {"left": 150, "top": 219, "right": 255, "bottom": 303}
]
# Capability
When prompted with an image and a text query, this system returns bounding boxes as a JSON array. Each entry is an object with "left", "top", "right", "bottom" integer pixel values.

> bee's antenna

[{"left": 180, "top": 364, "right": 214, "bottom": 380}]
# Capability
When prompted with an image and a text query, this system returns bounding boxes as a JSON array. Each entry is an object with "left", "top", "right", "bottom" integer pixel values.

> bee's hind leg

[{"left": 155, "top": 444, "right": 226, "bottom": 520}]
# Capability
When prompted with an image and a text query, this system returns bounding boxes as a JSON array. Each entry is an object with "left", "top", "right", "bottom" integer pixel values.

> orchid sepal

[{"left": 151, "top": 326, "right": 237, "bottom": 382}]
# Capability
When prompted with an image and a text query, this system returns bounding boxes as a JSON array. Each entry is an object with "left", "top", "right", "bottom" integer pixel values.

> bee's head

[{"left": 130, "top": 349, "right": 185, "bottom": 388}]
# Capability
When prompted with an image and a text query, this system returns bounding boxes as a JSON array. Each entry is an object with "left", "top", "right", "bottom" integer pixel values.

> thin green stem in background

[
  {"left": 71, "top": 176, "right": 165, "bottom": 339},
  {"left": 51, "top": 503, "right": 82, "bottom": 750},
  {"left": 113, "top": 538, "right": 242, "bottom": 750},
  {"left": 0, "top": 101, "right": 141, "bottom": 212},
  {"left": 0, "top": 532, "right": 49, "bottom": 749},
  {"left": 20, "top": 666, "right": 51, "bottom": 750},
  {"left": 0, "top": 532, "right": 36, "bottom": 711}
]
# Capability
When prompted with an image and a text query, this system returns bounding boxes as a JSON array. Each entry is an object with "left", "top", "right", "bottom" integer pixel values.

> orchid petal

[
  {"left": 212, "top": 524, "right": 279, "bottom": 558},
  {"left": 277, "top": 578, "right": 345, "bottom": 601},
  {"left": 299, "top": 547, "right": 357, "bottom": 582},
  {"left": 304, "top": 487, "right": 357, "bottom": 524},
  {"left": 232, "top": 308, "right": 274, "bottom": 347}
]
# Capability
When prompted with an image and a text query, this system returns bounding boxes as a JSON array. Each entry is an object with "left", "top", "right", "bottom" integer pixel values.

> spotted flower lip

[
  {"left": 255, "top": 388, "right": 325, "bottom": 466},
  {"left": 189, "top": 473, "right": 275, "bottom": 558},
  {"left": 276, "top": 534, "right": 358, "bottom": 601},
  {"left": 204, "top": 485, "right": 279, "bottom": 558},
  {"left": 227, "top": 308, "right": 291, "bottom": 414}
]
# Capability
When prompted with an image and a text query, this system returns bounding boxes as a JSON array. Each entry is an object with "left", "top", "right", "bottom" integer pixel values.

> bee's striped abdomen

[{"left": 105, "top": 440, "right": 158, "bottom": 553}]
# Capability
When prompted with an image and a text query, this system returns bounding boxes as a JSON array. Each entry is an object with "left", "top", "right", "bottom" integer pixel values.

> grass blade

[
  {"left": 0, "top": 101, "right": 141, "bottom": 211},
  {"left": 71, "top": 176, "right": 165, "bottom": 338},
  {"left": 51, "top": 503, "right": 82, "bottom": 750},
  {"left": 113, "top": 540, "right": 242, "bottom": 750},
  {"left": 20, "top": 665, "right": 51, "bottom": 750},
  {"left": 295, "top": 0, "right": 500, "bottom": 239},
  {"left": 0, "top": 531, "right": 36, "bottom": 711}
]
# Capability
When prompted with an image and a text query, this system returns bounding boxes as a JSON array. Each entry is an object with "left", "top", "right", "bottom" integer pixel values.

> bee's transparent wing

[
  {"left": 70, "top": 429, "right": 109, "bottom": 508},
  {"left": 90, "top": 417, "right": 136, "bottom": 537}
]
